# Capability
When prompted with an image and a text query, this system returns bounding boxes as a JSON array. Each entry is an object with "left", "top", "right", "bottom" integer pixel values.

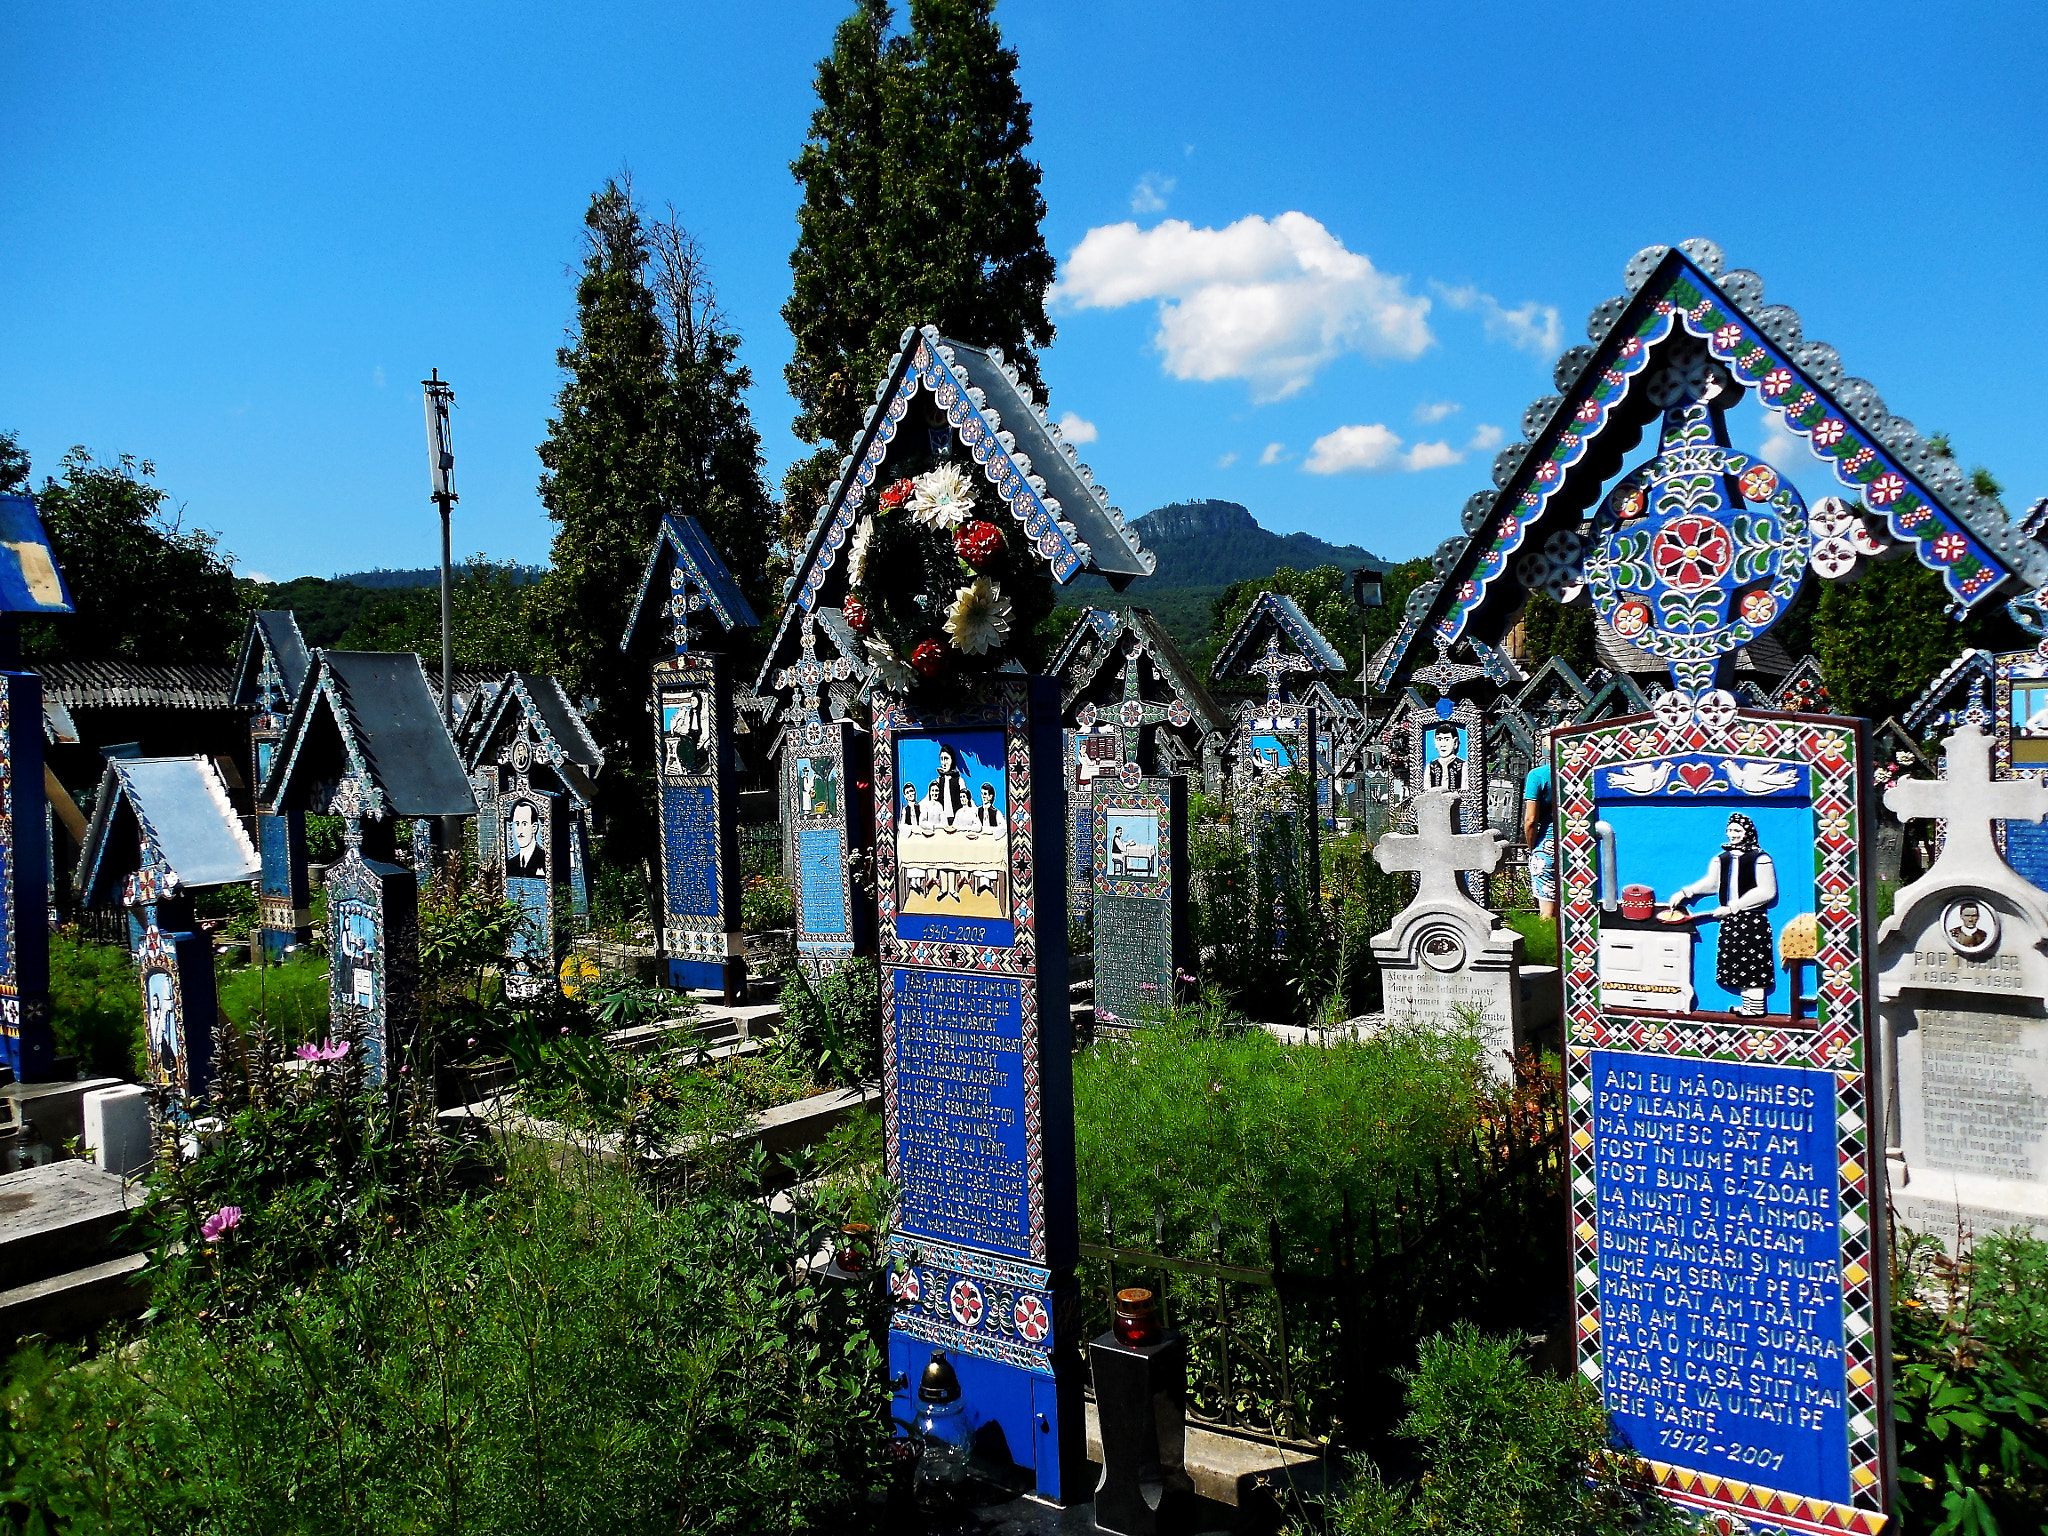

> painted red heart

[{"left": 1677, "top": 762, "right": 1714, "bottom": 790}]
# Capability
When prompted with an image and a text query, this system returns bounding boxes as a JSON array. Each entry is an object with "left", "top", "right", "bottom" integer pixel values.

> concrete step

[
  {"left": 0, "top": 1250, "right": 150, "bottom": 1349},
  {"left": 0, "top": 1161, "right": 144, "bottom": 1290},
  {"left": 1083, "top": 1399, "right": 1326, "bottom": 1509}
]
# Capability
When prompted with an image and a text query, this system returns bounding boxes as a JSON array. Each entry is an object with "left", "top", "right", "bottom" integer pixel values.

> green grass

[
  {"left": 1074, "top": 1001, "right": 1493, "bottom": 1263},
  {"left": 216, "top": 951, "right": 331, "bottom": 1043},
  {"left": 1505, "top": 911, "right": 1559, "bottom": 967}
]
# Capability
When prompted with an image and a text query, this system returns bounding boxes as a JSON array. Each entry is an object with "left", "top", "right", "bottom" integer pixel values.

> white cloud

[
  {"left": 1259, "top": 441, "right": 1289, "bottom": 466},
  {"left": 1305, "top": 421, "right": 1505, "bottom": 476},
  {"left": 241, "top": 568, "right": 273, "bottom": 583},
  {"left": 1129, "top": 173, "right": 1175, "bottom": 215},
  {"left": 1216, "top": 450, "right": 1239, "bottom": 468},
  {"left": 1057, "top": 212, "right": 1434, "bottom": 401},
  {"left": 1057, "top": 410, "right": 1099, "bottom": 444},
  {"left": 1434, "top": 283, "right": 1563, "bottom": 356},
  {"left": 373, "top": 365, "right": 386, "bottom": 388},
  {"left": 1756, "top": 415, "right": 1806, "bottom": 471},
  {"left": 1415, "top": 399, "right": 1461, "bottom": 424}
]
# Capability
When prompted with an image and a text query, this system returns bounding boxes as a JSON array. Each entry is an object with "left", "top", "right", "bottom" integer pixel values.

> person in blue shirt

[{"left": 1521, "top": 744, "right": 1556, "bottom": 921}]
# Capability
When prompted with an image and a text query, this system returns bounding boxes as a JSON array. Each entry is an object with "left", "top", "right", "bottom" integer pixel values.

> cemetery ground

[{"left": 5, "top": 824, "right": 2045, "bottom": 1534}]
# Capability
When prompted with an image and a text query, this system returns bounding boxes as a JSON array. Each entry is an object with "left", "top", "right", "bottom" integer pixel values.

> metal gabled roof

[
  {"left": 260, "top": 650, "right": 477, "bottom": 819},
  {"left": 1512, "top": 655, "right": 1594, "bottom": 720},
  {"left": 756, "top": 324, "right": 1156, "bottom": 696},
  {"left": 462, "top": 672, "right": 604, "bottom": 778},
  {"left": 1903, "top": 647, "right": 1995, "bottom": 735},
  {"left": 1374, "top": 238, "right": 2048, "bottom": 694},
  {"left": 1211, "top": 591, "right": 1347, "bottom": 681},
  {"left": 620, "top": 514, "right": 760, "bottom": 657},
  {"left": 38, "top": 660, "right": 236, "bottom": 711},
  {"left": 1577, "top": 671, "right": 1654, "bottom": 723},
  {"left": 231, "top": 610, "right": 312, "bottom": 709},
  {"left": 1049, "top": 607, "right": 1121, "bottom": 680},
  {"left": 76, "top": 755, "right": 259, "bottom": 905}
]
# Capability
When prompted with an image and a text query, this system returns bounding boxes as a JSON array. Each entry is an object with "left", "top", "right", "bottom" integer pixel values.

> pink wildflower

[{"left": 201, "top": 1206, "right": 243, "bottom": 1243}]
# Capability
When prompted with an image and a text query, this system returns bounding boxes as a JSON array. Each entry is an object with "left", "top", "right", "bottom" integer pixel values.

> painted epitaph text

[{"left": 894, "top": 969, "right": 1028, "bottom": 1253}]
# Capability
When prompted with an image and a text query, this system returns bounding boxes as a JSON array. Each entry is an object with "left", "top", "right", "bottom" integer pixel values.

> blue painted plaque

[
  {"left": 894, "top": 968, "right": 1030, "bottom": 1256},
  {"left": 799, "top": 827, "right": 847, "bottom": 937},
  {"left": 661, "top": 783, "right": 718, "bottom": 919},
  {"left": 1592, "top": 1050, "right": 1849, "bottom": 1502}
]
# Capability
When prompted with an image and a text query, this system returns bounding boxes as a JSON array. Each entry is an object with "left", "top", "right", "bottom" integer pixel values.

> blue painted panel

[
  {"left": 661, "top": 783, "right": 719, "bottom": 919},
  {"left": 798, "top": 827, "right": 847, "bottom": 937},
  {"left": 2003, "top": 818, "right": 2048, "bottom": 892},
  {"left": 1592, "top": 1050, "right": 1850, "bottom": 1506},
  {"left": 893, "top": 968, "right": 1030, "bottom": 1258},
  {"left": 669, "top": 957, "right": 725, "bottom": 992}
]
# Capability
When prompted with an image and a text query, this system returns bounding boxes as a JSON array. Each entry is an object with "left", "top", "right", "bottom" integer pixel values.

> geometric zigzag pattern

[{"left": 1558, "top": 709, "right": 1889, "bottom": 1532}]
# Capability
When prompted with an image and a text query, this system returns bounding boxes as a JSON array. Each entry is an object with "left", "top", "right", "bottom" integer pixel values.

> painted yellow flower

[{"left": 945, "top": 576, "right": 1012, "bottom": 656}]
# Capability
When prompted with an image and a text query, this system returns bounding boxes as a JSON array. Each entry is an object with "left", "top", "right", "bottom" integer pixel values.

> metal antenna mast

[{"left": 422, "top": 370, "right": 458, "bottom": 731}]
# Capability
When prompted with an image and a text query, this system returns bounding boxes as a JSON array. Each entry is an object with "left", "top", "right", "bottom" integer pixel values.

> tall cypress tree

[
  {"left": 782, "top": 0, "right": 1055, "bottom": 538},
  {"left": 533, "top": 181, "right": 775, "bottom": 875}
]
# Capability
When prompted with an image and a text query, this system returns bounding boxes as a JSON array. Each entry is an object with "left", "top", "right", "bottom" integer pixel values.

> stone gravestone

[
  {"left": 770, "top": 611, "right": 874, "bottom": 978},
  {"left": 74, "top": 756, "right": 259, "bottom": 1105},
  {"left": 260, "top": 650, "right": 475, "bottom": 1083},
  {"left": 622, "top": 515, "right": 760, "bottom": 1001},
  {"left": 0, "top": 494, "right": 73, "bottom": 1080},
  {"left": 1370, "top": 788, "right": 1532, "bottom": 1072},
  {"left": 232, "top": 611, "right": 313, "bottom": 955},
  {"left": 1878, "top": 723, "right": 2048, "bottom": 1236}
]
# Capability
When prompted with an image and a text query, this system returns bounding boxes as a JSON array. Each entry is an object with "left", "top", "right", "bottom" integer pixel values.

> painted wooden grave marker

[
  {"left": 232, "top": 612, "right": 314, "bottom": 955},
  {"left": 75, "top": 756, "right": 258, "bottom": 1104},
  {"left": 771, "top": 610, "right": 873, "bottom": 977},
  {"left": 622, "top": 514, "right": 760, "bottom": 1000},
  {"left": 0, "top": 494, "right": 73, "bottom": 1079},
  {"left": 261, "top": 651, "right": 474, "bottom": 1083}
]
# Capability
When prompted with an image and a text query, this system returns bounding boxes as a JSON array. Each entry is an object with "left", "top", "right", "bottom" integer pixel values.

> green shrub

[
  {"left": 304, "top": 812, "right": 345, "bottom": 864},
  {"left": 1506, "top": 912, "right": 1559, "bottom": 968},
  {"left": 1318, "top": 1323, "right": 1690, "bottom": 1535},
  {"left": 193, "top": 881, "right": 258, "bottom": 939},
  {"left": 1074, "top": 998, "right": 1489, "bottom": 1262},
  {"left": 740, "top": 872, "right": 795, "bottom": 934},
  {"left": 49, "top": 929, "right": 143, "bottom": 1079},
  {"left": 2, "top": 1150, "right": 891, "bottom": 1534},
  {"left": 214, "top": 950, "right": 332, "bottom": 1044},
  {"left": 776, "top": 957, "right": 881, "bottom": 1087},
  {"left": 1892, "top": 1226, "right": 2048, "bottom": 1531}
]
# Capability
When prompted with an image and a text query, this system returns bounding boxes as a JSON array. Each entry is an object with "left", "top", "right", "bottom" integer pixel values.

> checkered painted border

[
  {"left": 653, "top": 653, "right": 729, "bottom": 948},
  {"left": 786, "top": 730, "right": 859, "bottom": 951},
  {"left": 874, "top": 683, "right": 1048, "bottom": 1264},
  {"left": 1993, "top": 648, "right": 2048, "bottom": 784},
  {"left": 1557, "top": 709, "right": 1889, "bottom": 1531},
  {"left": 1091, "top": 780, "right": 1171, "bottom": 901}
]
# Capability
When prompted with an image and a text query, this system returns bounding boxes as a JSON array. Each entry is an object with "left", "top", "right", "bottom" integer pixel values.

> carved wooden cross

[
  {"left": 668, "top": 572, "right": 709, "bottom": 655},
  {"left": 1247, "top": 632, "right": 1314, "bottom": 708},
  {"left": 1372, "top": 788, "right": 1504, "bottom": 908},
  {"left": 1888, "top": 723, "right": 2048, "bottom": 879},
  {"left": 1111, "top": 640, "right": 1175, "bottom": 772},
  {"left": 1413, "top": 639, "right": 1490, "bottom": 698}
]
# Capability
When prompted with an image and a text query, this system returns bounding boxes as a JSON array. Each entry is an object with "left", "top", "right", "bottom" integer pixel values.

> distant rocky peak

[{"left": 1130, "top": 499, "right": 1261, "bottom": 543}]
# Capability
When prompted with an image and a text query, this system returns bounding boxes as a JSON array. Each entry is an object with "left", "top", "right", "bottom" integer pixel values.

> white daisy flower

[
  {"left": 847, "top": 516, "right": 875, "bottom": 586},
  {"left": 944, "top": 576, "right": 1012, "bottom": 656},
  {"left": 864, "top": 637, "right": 916, "bottom": 693},
  {"left": 909, "top": 463, "right": 976, "bottom": 529}
]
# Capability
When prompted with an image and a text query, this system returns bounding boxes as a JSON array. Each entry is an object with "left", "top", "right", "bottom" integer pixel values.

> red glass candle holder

[{"left": 1113, "top": 1287, "right": 1158, "bottom": 1346}]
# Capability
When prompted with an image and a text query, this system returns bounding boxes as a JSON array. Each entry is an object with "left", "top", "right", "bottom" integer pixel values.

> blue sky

[{"left": 5, "top": 3, "right": 2044, "bottom": 582}]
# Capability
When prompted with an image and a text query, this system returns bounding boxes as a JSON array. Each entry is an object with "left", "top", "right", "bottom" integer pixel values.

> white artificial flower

[
  {"left": 864, "top": 637, "right": 916, "bottom": 693},
  {"left": 909, "top": 463, "right": 976, "bottom": 529},
  {"left": 847, "top": 516, "right": 875, "bottom": 586},
  {"left": 944, "top": 576, "right": 1012, "bottom": 656}
]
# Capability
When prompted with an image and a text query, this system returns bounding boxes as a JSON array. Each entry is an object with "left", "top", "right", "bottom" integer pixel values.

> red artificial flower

[
  {"left": 843, "top": 596, "right": 871, "bottom": 634},
  {"left": 910, "top": 639, "right": 949, "bottom": 679},
  {"left": 953, "top": 519, "right": 1004, "bottom": 570},
  {"left": 879, "top": 478, "right": 915, "bottom": 511}
]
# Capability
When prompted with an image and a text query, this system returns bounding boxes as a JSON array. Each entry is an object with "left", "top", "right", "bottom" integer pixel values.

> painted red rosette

[
  {"left": 953, "top": 518, "right": 1004, "bottom": 570},
  {"left": 910, "top": 638, "right": 950, "bottom": 678},
  {"left": 842, "top": 595, "right": 871, "bottom": 634},
  {"left": 879, "top": 477, "right": 914, "bottom": 511}
]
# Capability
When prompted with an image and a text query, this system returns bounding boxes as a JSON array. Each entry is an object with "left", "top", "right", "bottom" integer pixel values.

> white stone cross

[
  {"left": 1888, "top": 723, "right": 2048, "bottom": 885},
  {"left": 1373, "top": 788, "right": 1505, "bottom": 908}
]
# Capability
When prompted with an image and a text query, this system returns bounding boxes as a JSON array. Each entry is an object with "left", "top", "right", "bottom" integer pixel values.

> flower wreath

[{"left": 840, "top": 450, "right": 1054, "bottom": 695}]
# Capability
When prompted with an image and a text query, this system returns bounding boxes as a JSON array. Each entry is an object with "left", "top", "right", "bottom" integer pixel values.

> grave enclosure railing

[{"left": 1076, "top": 1094, "right": 1566, "bottom": 1450}]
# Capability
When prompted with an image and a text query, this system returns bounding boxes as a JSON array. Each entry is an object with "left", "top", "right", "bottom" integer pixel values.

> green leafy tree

[
  {"left": 1814, "top": 554, "right": 2026, "bottom": 726},
  {"left": 338, "top": 556, "right": 545, "bottom": 672},
  {"left": 1516, "top": 590, "right": 1598, "bottom": 675},
  {"left": 22, "top": 447, "right": 247, "bottom": 664},
  {"left": 1359, "top": 556, "right": 1437, "bottom": 669},
  {"left": 781, "top": 0, "right": 1056, "bottom": 540},
  {"left": 1203, "top": 564, "right": 1364, "bottom": 679},
  {"left": 0, "top": 430, "right": 30, "bottom": 495},
  {"left": 530, "top": 183, "right": 775, "bottom": 873}
]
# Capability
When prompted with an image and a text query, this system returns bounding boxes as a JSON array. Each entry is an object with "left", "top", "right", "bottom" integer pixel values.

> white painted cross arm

[
  {"left": 1374, "top": 788, "right": 1505, "bottom": 908},
  {"left": 1888, "top": 724, "right": 2048, "bottom": 879}
]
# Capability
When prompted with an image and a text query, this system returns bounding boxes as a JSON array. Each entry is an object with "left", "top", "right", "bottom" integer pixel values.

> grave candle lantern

[{"left": 1111, "top": 1287, "right": 1157, "bottom": 1346}]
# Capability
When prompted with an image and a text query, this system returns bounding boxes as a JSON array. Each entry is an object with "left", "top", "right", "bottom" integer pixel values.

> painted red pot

[{"left": 1621, "top": 884, "right": 1656, "bottom": 921}]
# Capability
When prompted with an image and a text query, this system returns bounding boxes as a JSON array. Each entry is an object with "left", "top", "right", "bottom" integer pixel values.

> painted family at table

[{"left": 895, "top": 733, "right": 1009, "bottom": 918}]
